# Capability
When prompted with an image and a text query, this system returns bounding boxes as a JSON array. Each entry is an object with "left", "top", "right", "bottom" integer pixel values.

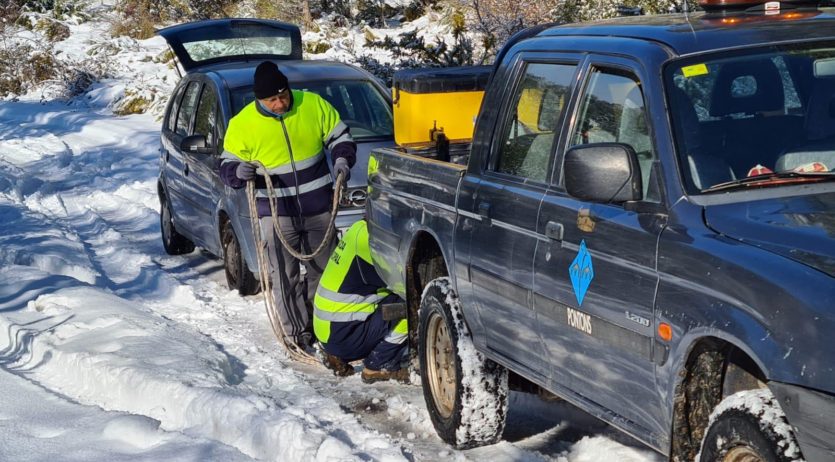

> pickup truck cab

[{"left": 366, "top": 3, "right": 835, "bottom": 460}]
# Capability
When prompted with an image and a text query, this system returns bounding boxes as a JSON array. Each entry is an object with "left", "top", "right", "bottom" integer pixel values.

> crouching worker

[{"left": 313, "top": 219, "right": 408, "bottom": 383}]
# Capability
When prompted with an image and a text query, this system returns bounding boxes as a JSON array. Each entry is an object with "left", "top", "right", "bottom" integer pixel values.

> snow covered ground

[{"left": 0, "top": 14, "right": 664, "bottom": 462}]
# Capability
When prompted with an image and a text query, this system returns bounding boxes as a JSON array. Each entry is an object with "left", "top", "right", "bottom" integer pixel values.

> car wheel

[
  {"left": 699, "top": 388, "right": 803, "bottom": 462},
  {"left": 160, "top": 193, "right": 195, "bottom": 255},
  {"left": 222, "top": 220, "right": 259, "bottom": 295},
  {"left": 418, "top": 277, "right": 508, "bottom": 449}
]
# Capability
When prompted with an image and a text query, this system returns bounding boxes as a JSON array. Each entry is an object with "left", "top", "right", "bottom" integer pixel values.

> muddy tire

[
  {"left": 160, "top": 193, "right": 195, "bottom": 255},
  {"left": 418, "top": 277, "right": 508, "bottom": 449},
  {"left": 699, "top": 388, "right": 803, "bottom": 462},
  {"left": 222, "top": 221, "right": 259, "bottom": 295}
]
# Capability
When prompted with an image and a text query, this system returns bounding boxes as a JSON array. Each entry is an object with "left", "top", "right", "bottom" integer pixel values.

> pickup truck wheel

[
  {"left": 418, "top": 277, "right": 509, "bottom": 449},
  {"left": 222, "top": 221, "right": 259, "bottom": 296},
  {"left": 699, "top": 389, "right": 802, "bottom": 462},
  {"left": 160, "top": 194, "right": 195, "bottom": 255}
]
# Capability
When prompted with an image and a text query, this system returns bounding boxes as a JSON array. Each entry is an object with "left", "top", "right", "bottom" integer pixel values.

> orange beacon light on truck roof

[{"left": 699, "top": 0, "right": 821, "bottom": 9}]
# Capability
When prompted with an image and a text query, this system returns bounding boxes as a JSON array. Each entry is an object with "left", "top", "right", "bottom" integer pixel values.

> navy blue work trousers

[{"left": 322, "top": 294, "right": 407, "bottom": 371}]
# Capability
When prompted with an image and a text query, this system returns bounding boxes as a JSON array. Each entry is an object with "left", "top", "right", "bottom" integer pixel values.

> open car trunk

[{"left": 157, "top": 19, "right": 302, "bottom": 73}]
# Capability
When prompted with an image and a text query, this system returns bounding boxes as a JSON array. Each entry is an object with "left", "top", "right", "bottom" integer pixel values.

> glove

[
  {"left": 334, "top": 157, "right": 351, "bottom": 182},
  {"left": 235, "top": 162, "right": 257, "bottom": 181}
]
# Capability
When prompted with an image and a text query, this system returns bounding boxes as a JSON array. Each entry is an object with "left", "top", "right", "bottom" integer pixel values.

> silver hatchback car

[{"left": 156, "top": 19, "right": 394, "bottom": 294}]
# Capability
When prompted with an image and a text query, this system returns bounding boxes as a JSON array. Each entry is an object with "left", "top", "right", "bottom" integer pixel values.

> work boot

[
  {"left": 321, "top": 351, "right": 355, "bottom": 377},
  {"left": 285, "top": 333, "right": 315, "bottom": 355},
  {"left": 361, "top": 367, "right": 409, "bottom": 384}
]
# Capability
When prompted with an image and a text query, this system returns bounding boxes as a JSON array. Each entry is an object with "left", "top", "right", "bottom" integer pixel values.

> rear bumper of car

[
  {"left": 335, "top": 207, "right": 363, "bottom": 231},
  {"left": 770, "top": 381, "right": 835, "bottom": 461}
]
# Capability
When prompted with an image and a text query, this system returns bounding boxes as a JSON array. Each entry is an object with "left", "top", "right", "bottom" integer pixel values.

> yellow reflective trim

[
  {"left": 224, "top": 91, "right": 335, "bottom": 168},
  {"left": 313, "top": 293, "right": 377, "bottom": 314},
  {"left": 314, "top": 317, "right": 330, "bottom": 343}
]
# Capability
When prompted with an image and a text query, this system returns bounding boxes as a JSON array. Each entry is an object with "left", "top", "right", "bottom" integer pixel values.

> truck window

[
  {"left": 666, "top": 47, "right": 828, "bottom": 194},
  {"left": 571, "top": 68, "right": 659, "bottom": 202},
  {"left": 494, "top": 62, "right": 576, "bottom": 182}
]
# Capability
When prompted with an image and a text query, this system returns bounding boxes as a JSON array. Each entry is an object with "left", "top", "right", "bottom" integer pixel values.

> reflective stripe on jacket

[
  {"left": 221, "top": 90, "right": 353, "bottom": 216},
  {"left": 313, "top": 220, "right": 391, "bottom": 343}
]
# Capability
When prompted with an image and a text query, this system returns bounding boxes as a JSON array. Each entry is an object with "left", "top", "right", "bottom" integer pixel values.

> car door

[
  {"left": 460, "top": 57, "right": 581, "bottom": 378},
  {"left": 181, "top": 79, "right": 221, "bottom": 250},
  {"left": 534, "top": 58, "right": 667, "bottom": 437},
  {"left": 161, "top": 83, "right": 188, "bottom": 218},
  {"left": 168, "top": 79, "right": 203, "bottom": 244}
]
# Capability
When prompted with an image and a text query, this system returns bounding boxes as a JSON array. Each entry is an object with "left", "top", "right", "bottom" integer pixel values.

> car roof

[
  {"left": 536, "top": 7, "right": 835, "bottom": 56},
  {"left": 196, "top": 59, "right": 375, "bottom": 89}
]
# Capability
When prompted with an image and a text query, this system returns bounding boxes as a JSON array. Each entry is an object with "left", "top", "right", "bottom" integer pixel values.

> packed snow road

[{"left": 0, "top": 98, "right": 662, "bottom": 461}]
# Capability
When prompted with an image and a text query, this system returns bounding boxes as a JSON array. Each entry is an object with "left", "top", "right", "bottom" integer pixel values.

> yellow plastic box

[{"left": 392, "top": 66, "right": 491, "bottom": 146}]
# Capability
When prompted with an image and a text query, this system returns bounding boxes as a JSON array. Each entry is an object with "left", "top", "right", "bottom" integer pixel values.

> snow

[
  {"left": 0, "top": 10, "right": 663, "bottom": 462},
  {"left": 701, "top": 389, "right": 803, "bottom": 461}
]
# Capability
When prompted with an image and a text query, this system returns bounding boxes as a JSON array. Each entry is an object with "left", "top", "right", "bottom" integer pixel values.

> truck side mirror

[
  {"left": 180, "top": 134, "right": 213, "bottom": 155},
  {"left": 564, "top": 142, "right": 643, "bottom": 203}
]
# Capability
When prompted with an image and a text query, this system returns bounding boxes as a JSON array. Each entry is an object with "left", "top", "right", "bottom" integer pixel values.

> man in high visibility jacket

[
  {"left": 220, "top": 61, "right": 356, "bottom": 349},
  {"left": 313, "top": 219, "right": 408, "bottom": 383}
]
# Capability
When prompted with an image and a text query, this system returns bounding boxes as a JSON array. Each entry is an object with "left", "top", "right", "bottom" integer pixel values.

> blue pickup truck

[{"left": 366, "top": 2, "right": 835, "bottom": 460}]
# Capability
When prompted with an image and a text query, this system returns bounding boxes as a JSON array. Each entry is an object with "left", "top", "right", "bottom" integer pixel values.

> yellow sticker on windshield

[{"left": 682, "top": 63, "right": 709, "bottom": 78}]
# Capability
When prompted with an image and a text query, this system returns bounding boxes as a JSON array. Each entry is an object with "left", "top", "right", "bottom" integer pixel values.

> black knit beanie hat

[{"left": 253, "top": 61, "right": 289, "bottom": 99}]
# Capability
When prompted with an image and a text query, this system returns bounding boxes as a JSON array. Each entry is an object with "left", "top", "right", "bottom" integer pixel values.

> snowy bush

[{"left": 35, "top": 16, "right": 70, "bottom": 41}]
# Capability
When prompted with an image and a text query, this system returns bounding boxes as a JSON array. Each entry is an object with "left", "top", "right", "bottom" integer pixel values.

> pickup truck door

[
  {"left": 460, "top": 59, "right": 580, "bottom": 379},
  {"left": 180, "top": 81, "right": 221, "bottom": 251},
  {"left": 533, "top": 60, "right": 667, "bottom": 438}
]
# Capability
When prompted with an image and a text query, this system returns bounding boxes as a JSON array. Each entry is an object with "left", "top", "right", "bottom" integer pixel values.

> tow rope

[{"left": 246, "top": 160, "right": 346, "bottom": 364}]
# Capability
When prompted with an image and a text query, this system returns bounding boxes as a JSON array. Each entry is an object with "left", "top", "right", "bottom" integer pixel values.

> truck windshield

[
  {"left": 665, "top": 43, "right": 835, "bottom": 194},
  {"left": 231, "top": 80, "right": 393, "bottom": 141}
]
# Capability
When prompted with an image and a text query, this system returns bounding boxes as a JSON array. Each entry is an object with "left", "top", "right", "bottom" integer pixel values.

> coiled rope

[{"left": 246, "top": 160, "right": 346, "bottom": 364}]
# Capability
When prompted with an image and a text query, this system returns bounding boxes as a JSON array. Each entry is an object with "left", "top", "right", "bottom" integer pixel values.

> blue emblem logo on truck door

[{"left": 569, "top": 240, "right": 594, "bottom": 306}]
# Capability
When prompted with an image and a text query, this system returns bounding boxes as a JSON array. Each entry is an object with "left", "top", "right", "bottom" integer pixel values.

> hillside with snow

[{"left": 0, "top": 4, "right": 665, "bottom": 461}]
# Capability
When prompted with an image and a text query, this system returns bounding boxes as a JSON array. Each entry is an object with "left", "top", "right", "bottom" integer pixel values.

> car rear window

[
  {"left": 230, "top": 81, "right": 393, "bottom": 140},
  {"left": 183, "top": 33, "right": 294, "bottom": 63}
]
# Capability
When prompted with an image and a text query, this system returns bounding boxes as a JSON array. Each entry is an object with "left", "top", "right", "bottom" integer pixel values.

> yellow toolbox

[{"left": 392, "top": 66, "right": 491, "bottom": 147}]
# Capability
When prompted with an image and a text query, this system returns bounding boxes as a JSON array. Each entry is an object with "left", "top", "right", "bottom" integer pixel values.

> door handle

[
  {"left": 163, "top": 149, "right": 170, "bottom": 162},
  {"left": 183, "top": 163, "right": 189, "bottom": 176},
  {"left": 545, "top": 221, "right": 564, "bottom": 241}
]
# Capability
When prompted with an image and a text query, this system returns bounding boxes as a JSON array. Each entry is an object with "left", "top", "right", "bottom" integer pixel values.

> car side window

[
  {"left": 176, "top": 81, "right": 201, "bottom": 137},
  {"left": 571, "top": 68, "right": 659, "bottom": 202},
  {"left": 494, "top": 62, "right": 576, "bottom": 182},
  {"left": 194, "top": 85, "right": 218, "bottom": 148},
  {"left": 166, "top": 84, "right": 185, "bottom": 133}
]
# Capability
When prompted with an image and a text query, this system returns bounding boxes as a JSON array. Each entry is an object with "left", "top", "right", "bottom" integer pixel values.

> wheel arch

[
  {"left": 405, "top": 230, "right": 451, "bottom": 354},
  {"left": 216, "top": 205, "right": 260, "bottom": 278},
  {"left": 669, "top": 334, "right": 769, "bottom": 462},
  {"left": 157, "top": 178, "right": 168, "bottom": 204},
  {"left": 217, "top": 209, "right": 231, "bottom": 259}
]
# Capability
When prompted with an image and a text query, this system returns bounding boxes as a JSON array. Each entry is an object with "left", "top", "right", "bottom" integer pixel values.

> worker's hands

[
  {"left": 235, "top": 162, "right": 257, "bottom": 181},
  {"left": 334, "top": 157, "right": 351, "bottom": 182}
]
